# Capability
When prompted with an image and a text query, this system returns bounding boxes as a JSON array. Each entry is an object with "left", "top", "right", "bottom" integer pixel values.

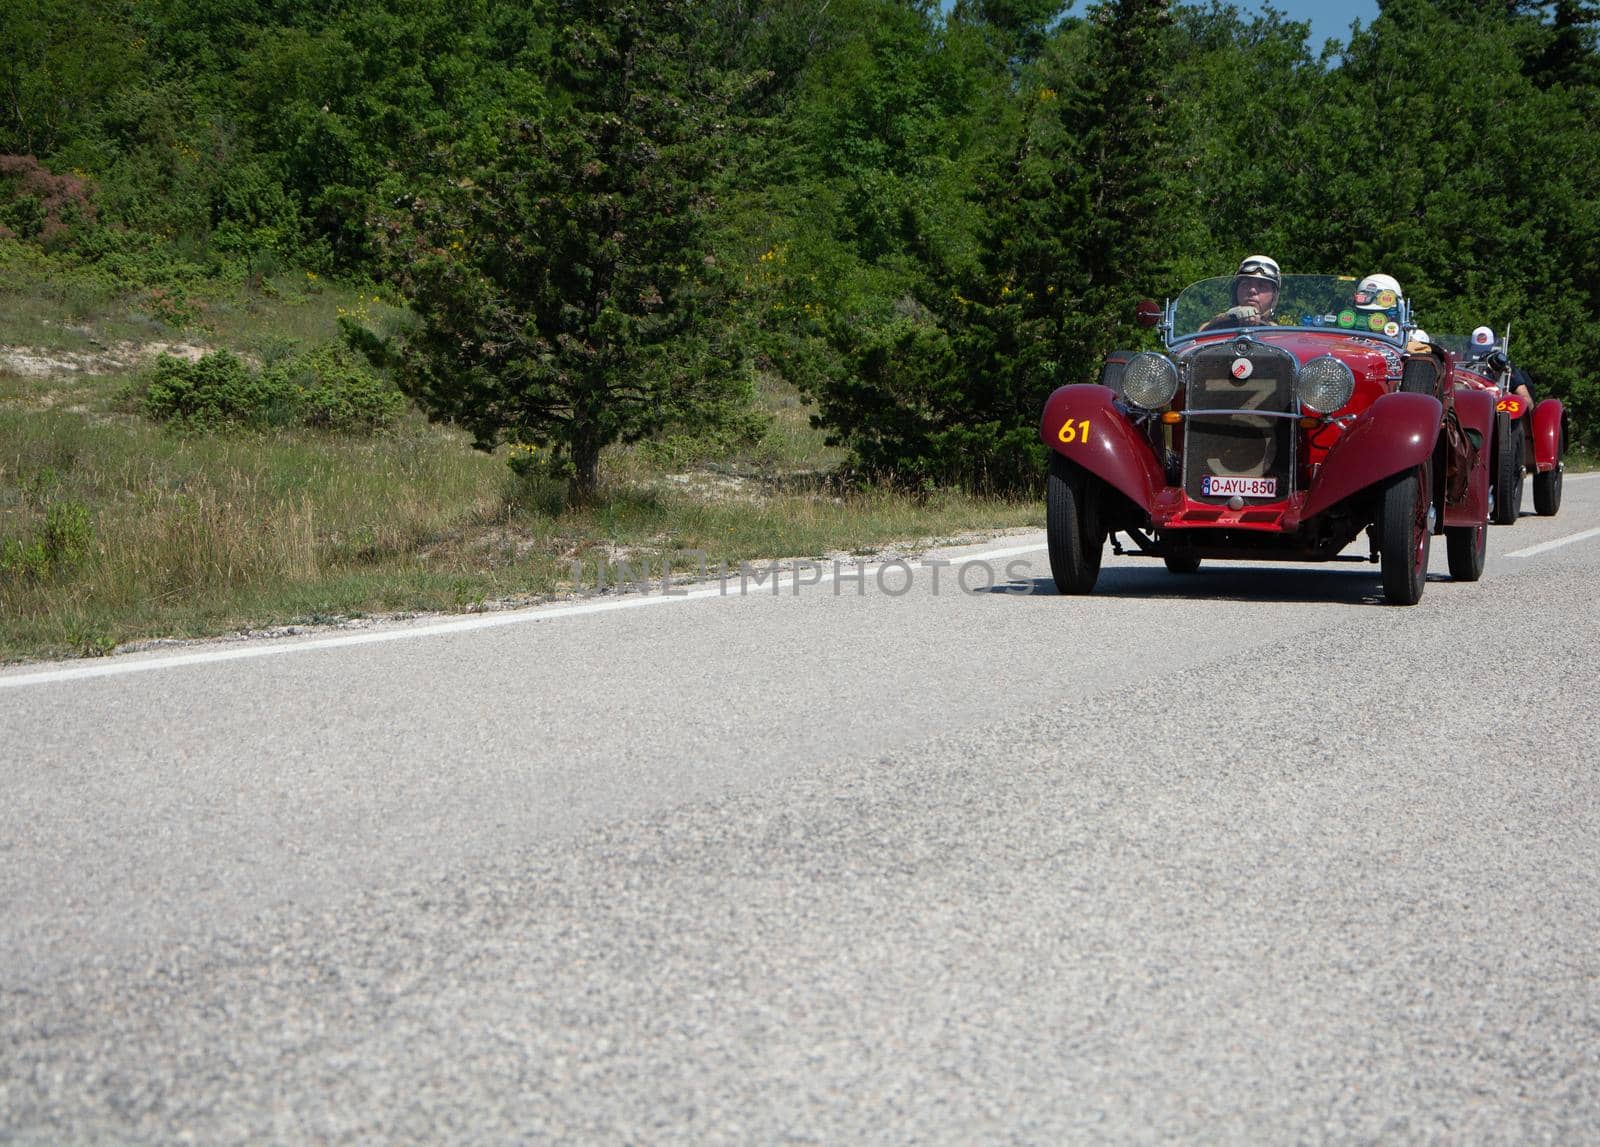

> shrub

[
  {"left": 137, "top": 345, "right": 406, "bottom": 433},
  {"left": 0, "top": 155, "right": 98, "bottom": 251},
  {"left": 265, "top": 344, "right": 407, "bottom": 432},
  {"left": 140, "top": 351, "right": 294, "bottom": 428}
]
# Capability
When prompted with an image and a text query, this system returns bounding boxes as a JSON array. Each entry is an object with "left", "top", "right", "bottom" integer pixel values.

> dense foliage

[{"left": 5, "top": 0, "right": 1598, "bottom": 486}]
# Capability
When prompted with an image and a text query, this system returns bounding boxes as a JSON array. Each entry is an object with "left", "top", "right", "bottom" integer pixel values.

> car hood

[{"left": 1176, "top": 329, "right": 1399, "bottom": 388}]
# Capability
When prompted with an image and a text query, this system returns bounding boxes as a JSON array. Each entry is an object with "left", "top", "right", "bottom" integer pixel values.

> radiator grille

[{"left": 1182, "top": 342, "right": 1297, "bottom": 503}]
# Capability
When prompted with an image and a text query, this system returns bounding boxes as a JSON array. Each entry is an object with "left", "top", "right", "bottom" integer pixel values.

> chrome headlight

[
  {"left": 1121, "top": 352, "right": 1179, "bottom": 410},
  {"left": 1298, "top": 354, "right": 1355, "bottom": 414}
]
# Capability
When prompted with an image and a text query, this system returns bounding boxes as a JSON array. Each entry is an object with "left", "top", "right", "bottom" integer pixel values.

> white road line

[
  {"left": 0, "top": 536, "right": 1047, "bottom": 689},
  {"left": 1506, "top": 527, "right": 1600, "bottom": 559}
]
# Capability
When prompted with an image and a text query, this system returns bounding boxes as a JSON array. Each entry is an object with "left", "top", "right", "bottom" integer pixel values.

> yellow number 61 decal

[{"left": 1057, "top": 418, "right": 1092, "bottom": 445}]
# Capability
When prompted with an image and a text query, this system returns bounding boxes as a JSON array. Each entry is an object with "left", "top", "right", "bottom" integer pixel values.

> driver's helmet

[
  {"left": 1407, "top": 328, "right": 1431, "bottom": 350},
  {"left": 1231, "top": 254, "right": 1281, "bottom": 304},
  {"left": 1469, "top": 325, "right": 1498, "bottom": 355},
  {"left": 1347, "top": 273, "right": 1404, "bottom": 335}
]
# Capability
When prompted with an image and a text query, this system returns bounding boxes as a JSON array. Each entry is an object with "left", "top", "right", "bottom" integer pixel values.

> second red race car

[{"left": 1430, "top": 328, "right": 1566, "bottom": 522}]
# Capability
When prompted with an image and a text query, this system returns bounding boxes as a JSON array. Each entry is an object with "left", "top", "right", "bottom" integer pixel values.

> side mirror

[{"left": 1135, "top": 299, "right": 1162, "bottom": 328}]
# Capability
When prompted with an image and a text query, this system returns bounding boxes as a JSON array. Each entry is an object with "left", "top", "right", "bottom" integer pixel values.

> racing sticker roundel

[
  {"left": 1230, "top": 357, "right": 1253, "bottom": 380},
  {"left": 1367, "top": 313, "right": 1387, "bottom": 331},
  {"left": 1384, "top": 321, "right": 1400, "bottom": 337},
  {"left": 1338, "top": 310, "right": 1356, "bottom": 328}
]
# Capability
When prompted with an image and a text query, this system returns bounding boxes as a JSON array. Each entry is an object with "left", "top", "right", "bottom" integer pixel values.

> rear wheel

[
  {"left": 1445, "top": 520, "right": 1486, "bottom": 582},
  {"left": 1491, "top": 411, "right": 1523, "bottom": 524},
  {"left": 1046, "top": 454, "right": 1105, "bottom": 594},
  {"left": 1379, "top": 466, "right": 1430, "bottom": 606},
  {"left": 1163, "top": 555, "right": 1202, "bottom": 574},
  {"left": 1534, "top": 466, "right": 1563, "bottom": 516}
]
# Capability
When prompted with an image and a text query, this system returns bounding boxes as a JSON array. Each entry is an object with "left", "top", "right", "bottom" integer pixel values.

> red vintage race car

[
  {"left": 1430, "top": 332, "right": 1565, "bottom": 521},
  {"left": 1039, "top": 273, "right": 1493, "bottom": 605}
]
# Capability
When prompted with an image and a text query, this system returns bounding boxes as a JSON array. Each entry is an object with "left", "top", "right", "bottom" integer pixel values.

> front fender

[
  {"left": 1530, "top": 398, "right": 1565, "bottom": 471},
  {"left": 1447, "top": 387, "right": 1494, "bottom": 526},
  {"left": 1301, "top": 392, "right": 1442, "bottom": 521},
  {"left": 1040, "top": 384, "right": 1163, "bottom": 513}
]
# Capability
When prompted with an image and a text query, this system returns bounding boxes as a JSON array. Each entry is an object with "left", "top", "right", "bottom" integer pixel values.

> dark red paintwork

[
  {"left": 1300, "top": 391, "right": 1441, "bottom": 521},
  {"left": 1530, "top": 397, "right": 1565, "bottom": 472},
  {"left": 1446, "top": 387, "right": 1494, "bottom": 526},
  {"left": 1039, "top": 385, "right": 1164, "bottom": 511},
  {"left": 1041, "top": 325, "right": 1491, "bottom": 566},
  {"left": 1448, "top": 355, "right": 1565, "bottom": 473}
]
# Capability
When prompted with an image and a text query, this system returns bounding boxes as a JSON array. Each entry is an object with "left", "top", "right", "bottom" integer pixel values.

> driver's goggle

[{"left": 1238, "top": 261, "right": 1277, "bottom": 279}]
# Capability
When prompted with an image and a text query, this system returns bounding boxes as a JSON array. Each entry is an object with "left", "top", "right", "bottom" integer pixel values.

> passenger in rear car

[{"left": 1469, "top": 325, "right": 1536, "bottom": 406}]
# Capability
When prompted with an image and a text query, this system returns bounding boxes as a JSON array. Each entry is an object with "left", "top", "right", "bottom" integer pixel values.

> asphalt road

[{"left": 4, "top": 476, "right": 1599, "bottom": 1143}]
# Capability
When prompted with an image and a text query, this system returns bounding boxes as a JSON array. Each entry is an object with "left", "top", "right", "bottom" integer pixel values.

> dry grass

[
  {"left": 1, "top": 394, "right": 1040, "bottom": 661},
  {"left": 2, "top": 250, "right": 1042, "bottom": 661}
]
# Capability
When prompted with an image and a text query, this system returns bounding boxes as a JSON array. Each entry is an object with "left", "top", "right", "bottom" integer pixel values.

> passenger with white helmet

[
  {"left": 1201, "top": 255, "right": 1281, "bottom": 331},
  {"left": 1345, "top": 273, "right": 1405, "bottom": 338}
]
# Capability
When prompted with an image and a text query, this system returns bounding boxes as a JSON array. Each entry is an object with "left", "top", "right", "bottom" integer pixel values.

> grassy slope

[{"left": 1, "top": 263, "right": 1041, "bottom": 662}]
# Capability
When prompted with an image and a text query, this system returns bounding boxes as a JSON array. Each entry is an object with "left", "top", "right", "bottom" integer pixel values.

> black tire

[
  {"left": 1046, "top": 453, "right": 1104, "bottom": 594},
  {"left": 1491, "top": 412, "right": 1523, "bottom": 525},
  {"left": 1379, "top": 466, "right": 1430, "bottom": 606},
  {"left": 1445, "top": 520, "right": 1486, "bottom": 582},
  {"left": 1533, "top": 466, "right": 1563, "bottom": 516},
  {"left": 1163, "top": 555, "right": 1202, "bottom": 574}
]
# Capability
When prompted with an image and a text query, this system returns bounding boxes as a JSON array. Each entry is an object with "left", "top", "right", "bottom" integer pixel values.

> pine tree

[{"left": 392, "top": 0, "right": 745, "bottom": 503}]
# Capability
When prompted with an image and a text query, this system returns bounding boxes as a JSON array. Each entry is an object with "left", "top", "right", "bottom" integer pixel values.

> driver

[
  {"left": 1469, "top": 325, "right": 1536, "bottom": 406},
  {"left": 1200, "top": 255, "right": 1281, "bottom": 330}
]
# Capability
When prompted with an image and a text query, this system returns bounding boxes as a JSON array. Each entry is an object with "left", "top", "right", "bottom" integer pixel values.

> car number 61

[{"left": 1057, "top": 418, "right": 1092, "bottom": 445}]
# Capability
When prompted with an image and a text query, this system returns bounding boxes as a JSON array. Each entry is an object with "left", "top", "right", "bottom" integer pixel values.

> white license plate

[{"left": 1202, "top": 474, "right": 1278, "bottom": 498}]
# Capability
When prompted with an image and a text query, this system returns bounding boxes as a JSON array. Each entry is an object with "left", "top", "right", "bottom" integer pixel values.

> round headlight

[
  {"left": 1121, "top": 352, "right": 1179, "bottom": 410},
  {"left": 1298, "top": 354, "right": 1355, "bottom": 414}
]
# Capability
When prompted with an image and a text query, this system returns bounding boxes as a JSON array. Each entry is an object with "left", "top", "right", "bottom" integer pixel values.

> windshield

[
  {"left": 1432, "top": 332, "right": 1507, "bottom": 359},
  {"left": 1171, "top": 275, "right": 1409, "bottom": 344}
]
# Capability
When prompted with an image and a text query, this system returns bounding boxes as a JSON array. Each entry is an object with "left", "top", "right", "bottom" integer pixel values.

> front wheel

[
  {"left": 1445, "top": 520, "right": 1486, "bottom": 582},
  {"left": 1533, "top": 466, "right": 1563, "bottom": 516},
  {"left": 1379, "top": 466, "right": 1430, "bottom": 605},
  {"left": 1046, "top": 454, "right": 1105, "bottom": 594},
  {"left": 1491, "top": 412, "right": 1523, "bottom": 525}
]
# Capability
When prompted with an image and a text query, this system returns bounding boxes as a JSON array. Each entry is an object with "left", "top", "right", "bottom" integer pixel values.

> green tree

[
  {"left": 0, "top": 0, "right": 141, "bottom": 157},
  {"left": 803, "top": 0, "right": 1183, "bottom": 490},
  {"left": 392, "top": 0, "right": 746, "bottom": 503}
]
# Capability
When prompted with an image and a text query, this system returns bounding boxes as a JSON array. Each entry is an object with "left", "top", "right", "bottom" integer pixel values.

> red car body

[
  {"left": 1444, "top": 346, "right": 1566, "bottom": 519},
  {"left": 1039, "top": 275, "right": 1493, "bottom": 605}
]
